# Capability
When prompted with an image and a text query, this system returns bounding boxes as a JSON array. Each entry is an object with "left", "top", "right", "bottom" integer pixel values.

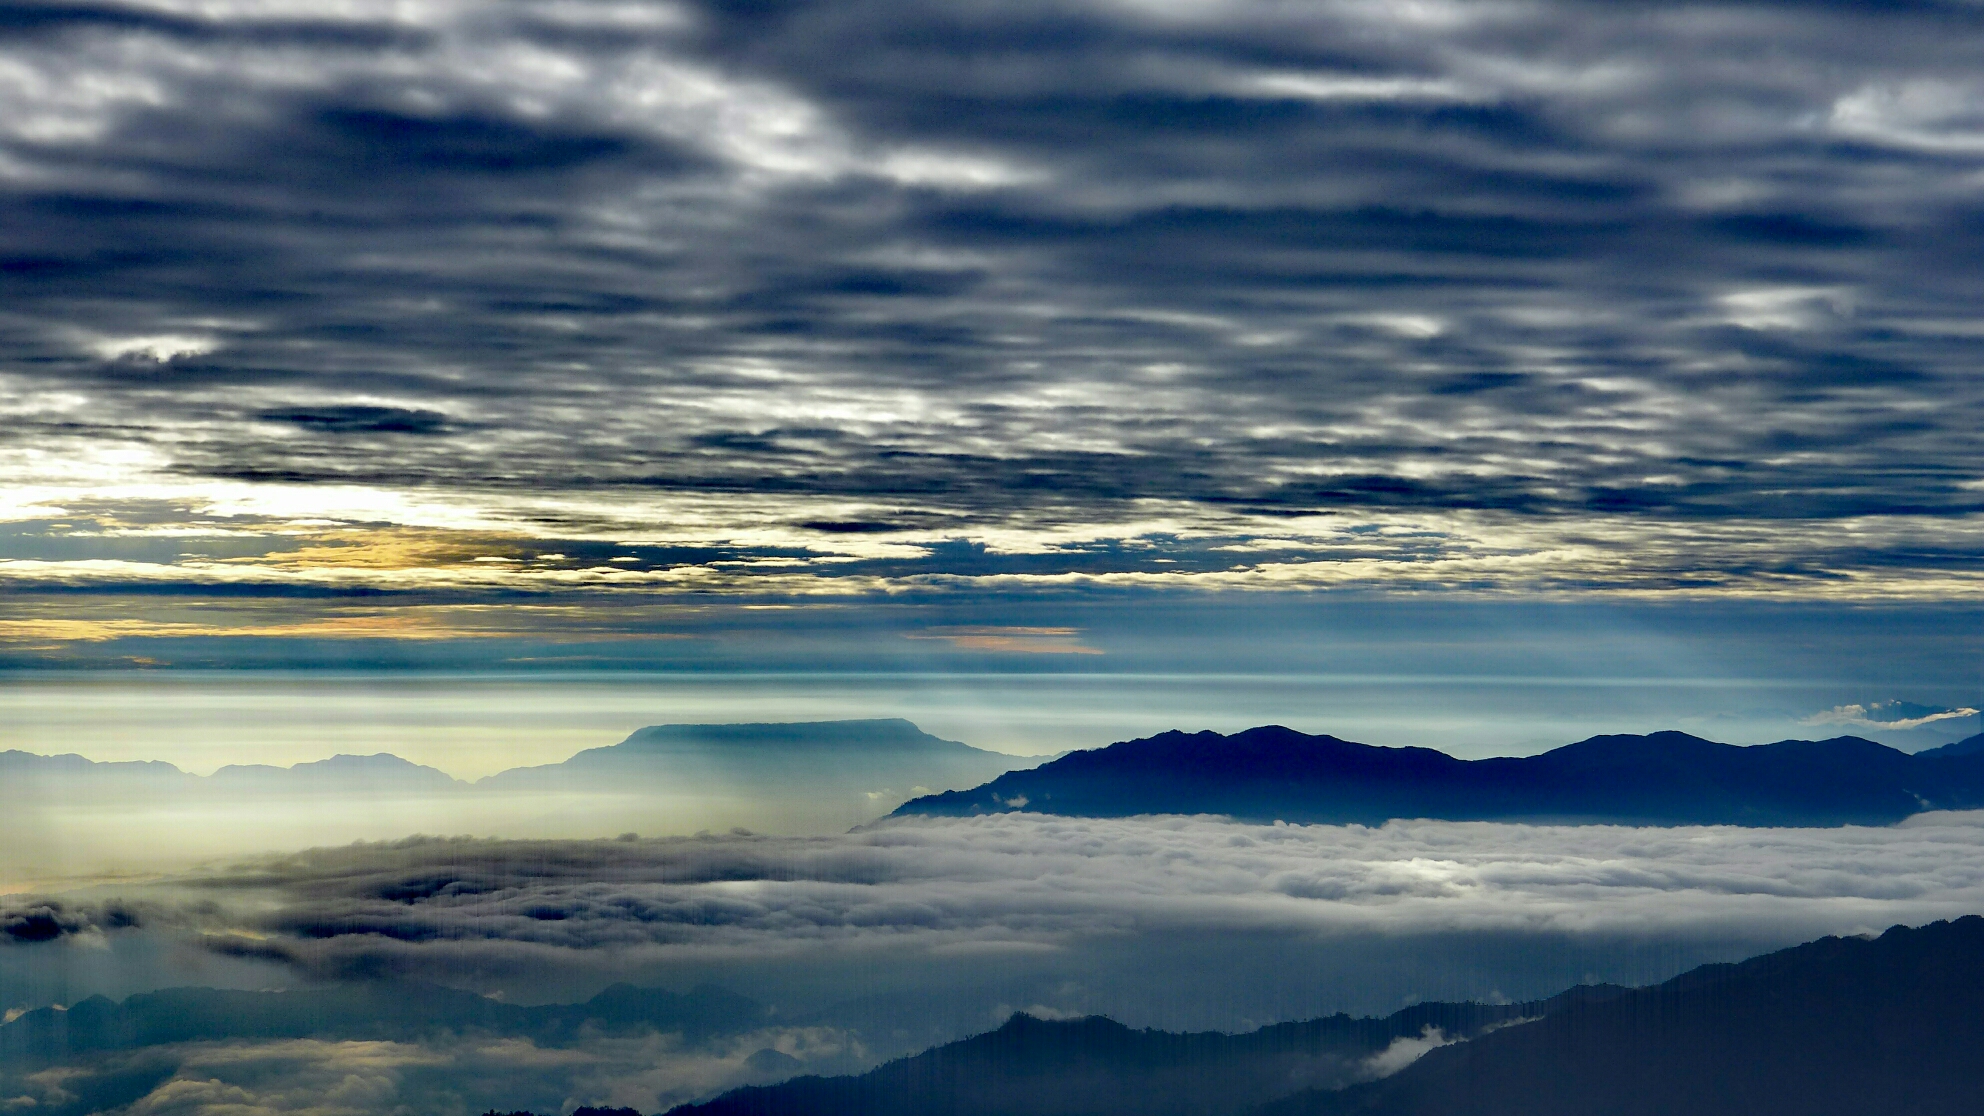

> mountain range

[
  {"left": 15, "top": 722, "right": 1984, "bottom": 829},
  {"left": 662, "top": 916, "right": 1984, "bottom": 1116},
  {"left": 0, "top": 749, "right": 464, "bottom": 795},
  {"left": 1262, "top": 915, "right": 1984, "bottom": 1116},
  {"left": 0, "top": 720, "right": 1035, "bottom": 804},
  {"left": 894, "top": 726, "right": 1984, "bottom": 827}
]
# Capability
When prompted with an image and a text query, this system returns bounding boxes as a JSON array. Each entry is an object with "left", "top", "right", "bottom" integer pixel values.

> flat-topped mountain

[
  {"left": 665, "top": 987, "right": 1624, "bottom": 1116},
  {"left": 478, "top": 719, "right": 1034, "bottom": 796},
  {"left": 892, "top": 726, "right": 1984, "bottom": 827},
  {"left": 1258, "top": 916, "right": 1984, "bottom": 1116}
]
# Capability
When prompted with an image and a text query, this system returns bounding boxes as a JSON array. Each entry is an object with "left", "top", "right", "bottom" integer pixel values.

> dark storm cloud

[
  {"left": 3, "top": 0, "right": 1983, "bottom": 595},
  {"left": 0, "top": 898, "right": 142, "bottom": 943}
]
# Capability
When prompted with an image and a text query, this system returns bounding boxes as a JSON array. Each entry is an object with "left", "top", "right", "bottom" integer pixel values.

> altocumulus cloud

[{"left": 0, "top": 0, "right": 1982, "bottom": 615}]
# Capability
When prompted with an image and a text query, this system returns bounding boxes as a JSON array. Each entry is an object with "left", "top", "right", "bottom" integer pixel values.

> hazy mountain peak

[
  {"left": 472, "top": 720, "right": 1042, "bottom": 828},
  {"left": 209, "top": 753, "right": 465, "bottom": 789},
  {"left": 0, "top": 751, "right": 190, "bottom": 777},
  {"left": 483, "top": 719, "right": 1015, "bottom": 785}
]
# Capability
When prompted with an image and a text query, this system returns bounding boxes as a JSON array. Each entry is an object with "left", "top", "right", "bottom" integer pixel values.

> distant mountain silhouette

[
  {"left": 664, "top": 989, "right": 1625, "bottom": 1116},
  {"left": 0, "top": 750, "right": 193, "bottom": 789},
  {"left": 209, "top": 752, "right": 465, "bottom": 792},
  {"left": 0, "top": 721, "right": 1040, "bottom": 814},
  {"left": 893, "top": 726, "right": 1984, "bottom": 827},
  {"left": 478, "top": 719, "right": 1036, "bottom": 800},
  {"left": 0, "top": 750, "right": 461, "bottom": 797},
  {"left": 1916, "top": 730, "right": 1984, "bottom": 758},
  {"left": 1257, "top": 916, "right": 1984, "bottom": 1116}
]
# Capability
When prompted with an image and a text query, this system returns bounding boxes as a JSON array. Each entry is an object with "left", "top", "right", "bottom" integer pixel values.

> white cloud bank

[
  {"left": 12, "top": 811, "right": 1984, "bottom": 1113},
  {"left": 187, "top": 811, "right": 1984, "bottom": 983},
  {"left": 1805, "top": 701, "right": 1980, "bottom": 731}
]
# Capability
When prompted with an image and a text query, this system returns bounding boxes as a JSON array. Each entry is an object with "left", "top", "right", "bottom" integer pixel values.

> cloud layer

[
  {"left": 15, "top": 811, "right": 1984, "bottom": 1111},
  {"left": 1806, "top": 700, "right": 1981, "bottom": 731},
  {"left": 168, "top": 812, "right": 1984, "bottom": 1017},
  {"left": 3, "top": 0, "right": 1984, "bottom": 634}
]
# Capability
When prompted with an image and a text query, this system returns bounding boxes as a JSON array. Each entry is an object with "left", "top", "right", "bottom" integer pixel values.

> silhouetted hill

[
  {"left": 663, "top": 988, "right": 1625, "bottom": 1116},
  {"left": 893, "top": 726, "right": 1984, "bottom": 827},
  {"left": 479, "top": 719, "right": 1035, "bottom": 798},
  {"left": 1256, "top": 915, "right": 1984, "bottom": 1116},
  {"left": 1917, "top": 730, "right": 1984, "bottom": 758}
]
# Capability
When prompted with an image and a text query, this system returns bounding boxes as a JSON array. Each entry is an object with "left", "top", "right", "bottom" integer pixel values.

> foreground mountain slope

[
  {"left": 670, "top": 918, "right": 1984, "bottom": 1116},
  {"left": 1260, "top": 915, "right": 1984, "bottom": 1116},
  {"left": 663, "top": 989, "right": 1624, "bottom": 1116},
  {"left": 893, "top": 726, "right": 1984, "bottom": 826}
]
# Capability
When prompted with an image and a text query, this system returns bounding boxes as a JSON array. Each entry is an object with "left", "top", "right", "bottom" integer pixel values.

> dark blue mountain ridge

[
  {"left": 1258, "top": 915, "right": 1984, "bottom": 1116},
  {"left": 642, "top": 918, "right": 1984, "bottom": 1116},
  {"left": 1916, "top": 730, "right": 1984, "bottom": 758},
  {"left": 891, "top": 726, "right": 1984, "bottom": 827},
  {"left": 663, "top": 985, "right": 1628, "bottom": 1116}
]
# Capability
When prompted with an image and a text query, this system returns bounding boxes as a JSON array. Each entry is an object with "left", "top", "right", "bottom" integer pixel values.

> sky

[
  {"left": 0, "top": 0, "right": 1982, "bottom": 692},
  {"left": 6, "top": 6, "right": 1984, "bottom": 1109}
]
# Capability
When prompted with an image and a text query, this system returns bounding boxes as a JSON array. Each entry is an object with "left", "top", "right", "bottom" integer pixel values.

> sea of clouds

[{"left": 10, "top": 811, "right": 1984, "bottom": 1113}]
